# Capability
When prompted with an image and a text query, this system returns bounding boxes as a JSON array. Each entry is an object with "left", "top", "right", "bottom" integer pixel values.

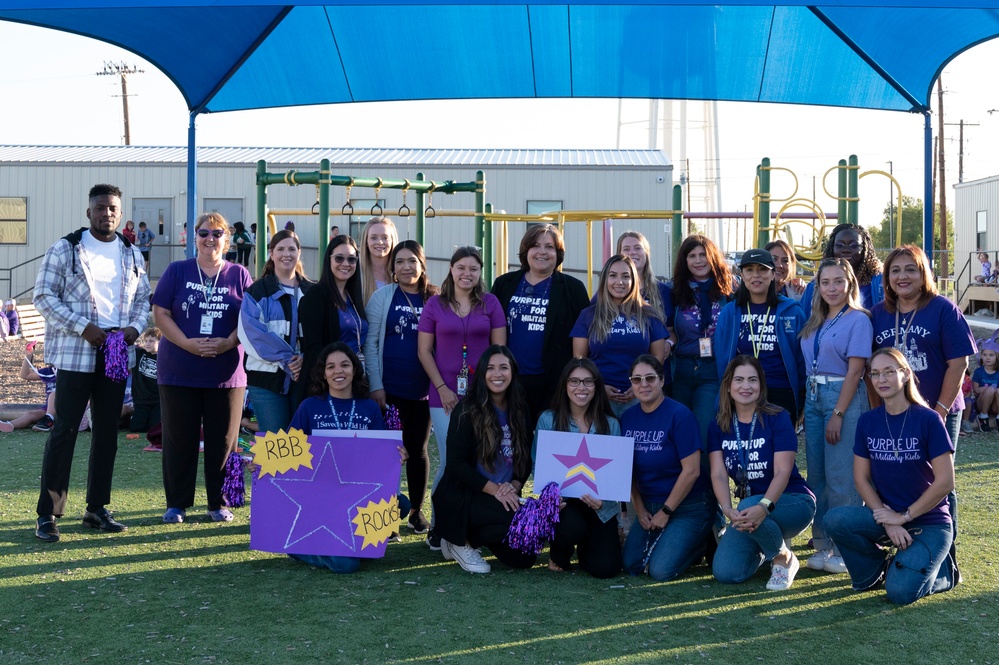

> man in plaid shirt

[{"left": 33, "top": 184, "right": 151, "bottom": 542}]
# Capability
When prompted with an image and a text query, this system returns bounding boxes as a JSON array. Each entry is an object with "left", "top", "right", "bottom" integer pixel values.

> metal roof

[{"left": 0, "top": 145, "right": 671, "bottom": 168}]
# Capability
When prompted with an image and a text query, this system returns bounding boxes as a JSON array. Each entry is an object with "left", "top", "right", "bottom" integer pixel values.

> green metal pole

[
  {"left": 256, "top": 160, "right": 267, "bottom": 277},
  {"left": 475, "top": 170, "right": 488, "bottom": 285},
  {"left": 318, "top": 158, "right": 330, "bottom": 262},
  {"left": 848, "top": 154, "right": 859, "bottom": 226},
  {"left": 757, "top": 157, "right": 771, "bottom": 247},
  {"left": 415, "top": 172, "right": 425, "bottom": 247},
  {"left": 837, "top": 159, "right": 848, "bottom": 225},
  {"left": 672, "top": 184, "right": 683, "bottom": 269}
]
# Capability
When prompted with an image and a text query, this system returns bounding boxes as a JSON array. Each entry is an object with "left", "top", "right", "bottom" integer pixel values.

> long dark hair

[
  {"left": 390, "top": 240, "right": 438, "bottom": 301},
  {"left": 824, "top": 223, "right": 882, "bottom": 286},
  {"left": 439, "top": 246, "right": 485, "bottom": 310},
  {"left": 549, "top": 358, "right": 614, "bottom": 435},
  {"left": 671, "top": 234, "right": 734, "bottom": 307},
  {"left": 733, "top": 266, "right": 779, "bottom": 307},
  {"left": 464, "top": 345, "right": 531, "bottom": 478},
  {"left": 308, "top": 341, "right": 370, "bottom": 399},
  {"left": 716, "top": 355, "right": 781, "bottom": 432},
  {"left": 317, "top": 235, "right": 366, "bottom": 317},
  {"left": 261, "top": 229, "right": 309, "bottom": 282}
]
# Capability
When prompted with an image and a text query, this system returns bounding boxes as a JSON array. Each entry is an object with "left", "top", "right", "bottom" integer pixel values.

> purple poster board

[
  {"left": 534, "top": 430, "right": 634, "bottom": 502},
  {"left": 250, "top": 431, "right": 403, "bottom": 558}
]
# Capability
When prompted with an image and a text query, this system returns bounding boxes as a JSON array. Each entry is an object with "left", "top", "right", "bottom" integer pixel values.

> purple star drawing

[
  {"left": 552, "top": 437, "right": 613, "bottom": 494},
  {"left": 271, "top": 441, "right": 381, "bottom": 552}
]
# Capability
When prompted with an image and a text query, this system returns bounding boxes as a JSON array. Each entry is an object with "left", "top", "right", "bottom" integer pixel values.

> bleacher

[{"left": 13, "top": 303, "right": 45, "bottom": 342}]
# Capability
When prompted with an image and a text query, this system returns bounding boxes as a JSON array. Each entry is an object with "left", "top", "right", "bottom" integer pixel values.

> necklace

[
  {"left": 745, "top": 303, "right": 771, "bottom": 358},
  {"left": 893, "top": 306, "right": 919, "bottom": 351},
  {"left": 884, "top": 404, "right": 910, "bottom": 458}
]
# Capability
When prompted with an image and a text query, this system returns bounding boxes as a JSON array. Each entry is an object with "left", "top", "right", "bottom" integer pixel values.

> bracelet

[
  {"left": 435, "top": 383, "right": 445, "bottom": 390},
  {"left": 936, "top": 401, "right": 948, "bottom": 411},
  {"left": 903, "top": 509, "right": 913, "bottom": 523}
]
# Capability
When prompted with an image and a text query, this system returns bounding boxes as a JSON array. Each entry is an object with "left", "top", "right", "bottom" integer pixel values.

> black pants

[
  {"left": 236, "top": 246, "right": 251, "bottom": 267},
  {"left": 520, "top": 373, "right": 555, "bottom": 431},
  {"left": 467, "top": 492, "right": 538, "bottom": 569},
  {"left": 130, "top": 401, "right": 161, "bottom": 433},
  {"left": 767, "top": 386, "right": 799, "bottom": 424},
  {"left": 549, "top": 499, "right": 623, "bottom": 578},
  {"left": 386, "top": 394, "right": 431, "bottom": 512},
  {"left": 37, "top": 351, "right": 128, "bottom": 517},
  {"left": 160, "top": 385, "right": 243, "bottom": 511}
]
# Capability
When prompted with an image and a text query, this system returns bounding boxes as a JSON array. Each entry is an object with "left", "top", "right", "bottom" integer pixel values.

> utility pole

[
  {"left": 96, "top": 62, "right": 143, "bottom": 145},
  {"left": 944, "top": 119, "right": 979, "bottom": 183},
  {"left": 887, "top": 160, "right": 893, "bottom": 246},
  {"left": 937, "top": 77, "right": 949, "bottom": 282}
]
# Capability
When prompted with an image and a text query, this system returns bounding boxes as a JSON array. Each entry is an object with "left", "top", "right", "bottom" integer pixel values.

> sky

[{"left": 2, "top": 19, "right": 998, "bottom": 239}]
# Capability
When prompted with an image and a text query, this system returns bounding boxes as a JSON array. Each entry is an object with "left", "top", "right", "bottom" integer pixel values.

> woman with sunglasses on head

[
  {"left": 709, "top": 355, "right": 815, "bottom": 591},
  {"left": 431, "top": 346, "right": 535, "bottom": 573},
  {"left": 287, "top": 342, "right": 408, "bottom": 574},
  {"left": 572, "top": 255, "right": 667, "bottom": 417},
  {"left": 237, "top": 230, "right": 314, "bottom": 434},
  {"left": 359, "top": 216, "right": 399, "bottom": 305},
  {"left": 535, "top": 358, "right": 623, "bottom": 578},
  {"left": 716, "top": 249, "right": 806, "bottom": 423},
  {"left": 824, "top": 348, "right": 957, "bottom": 604},
  {"left": 765, "top": 239, "right": 805, "bottom": 301},
  {"left": 798, "top": 258, "right": 871, "bottom": 575},
  {"left": 418, "top": 246, "right": 507, "bottom": 548},
  {"left": 492, "top": 224, "right": 590, "bottom": 428},
  {"left": 298, "top": 235, "right": 368, "bottom": 403},
  {"left": 800, "top": 223, "right": 884, "bottom": 313},
  {"left": 620, "top": 355, "right": 712, "bottom": 581},
  {"left": 364, "top": 240, "right": 438, "bottom": 534},
  {"left": 153, "top": 213, "right": 253, "bottom": 524},
  {"left": 669, "top": 234, "right": 736, "bottom": 443}
]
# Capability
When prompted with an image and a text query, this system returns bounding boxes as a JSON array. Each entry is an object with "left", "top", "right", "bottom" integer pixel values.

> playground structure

[{"left": 254, "top": 154, "right": 908, "bottom": 290}]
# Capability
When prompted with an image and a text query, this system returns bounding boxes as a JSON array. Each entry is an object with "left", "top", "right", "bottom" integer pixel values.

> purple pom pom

[
  {"left": 102, "top": 330, "right": 130, "bottom": 382},
  {"left": 385, "top": 404, "right": 403, "bottom": 431},
  {"left": 504, "top": 481, "right": 562, "bottom": 554},
  {"left": 222, "top": 453, "right": 246, "bottom": 507}
]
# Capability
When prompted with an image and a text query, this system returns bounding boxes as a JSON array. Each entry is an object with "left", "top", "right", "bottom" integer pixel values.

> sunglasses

[
  {"left": 333, "top": 254, "right": 358, "bottom": 265},
  {"left": 197, "top": 229, "right": 225, "bottom": 239},
  {"left": 629, "top": 374, "right": 660, "bottom": 386}
]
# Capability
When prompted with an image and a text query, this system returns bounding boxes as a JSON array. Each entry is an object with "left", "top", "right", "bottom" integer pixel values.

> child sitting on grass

[
  {"left": 0, "top": 341, "right": 56, "bottom": 433},
  {"left": 972, "top": 337, "right": 999, "bottom": 432}
]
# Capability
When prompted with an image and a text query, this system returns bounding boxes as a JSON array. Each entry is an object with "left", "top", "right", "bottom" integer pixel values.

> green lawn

[{"left": 0, "top": 430, "right": 995, "bottom": 664}]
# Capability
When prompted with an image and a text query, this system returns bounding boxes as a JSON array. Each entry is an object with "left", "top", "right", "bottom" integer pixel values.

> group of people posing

[{"left": 32, "top": 184, "right": 971, "bottom": 606}]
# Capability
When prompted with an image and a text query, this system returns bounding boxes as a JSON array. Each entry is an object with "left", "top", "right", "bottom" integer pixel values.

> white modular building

[{"left": 0, "top": 146, "right": 673, "bottom": 299}]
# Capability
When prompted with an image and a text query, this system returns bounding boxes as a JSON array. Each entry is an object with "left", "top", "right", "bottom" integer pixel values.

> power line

[{"left": 96, "top": 61, "right": 143, "bottom": 145}]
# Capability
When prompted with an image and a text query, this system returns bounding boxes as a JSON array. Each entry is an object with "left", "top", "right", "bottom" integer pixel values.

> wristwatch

[
  {"left": 659, "top": 504, "right": 674, "bottom": 517},
  {"left": 833, "top": 409, "right": 845, "bottom": 417},
  {"left": 758, "top": 498, "right": 776, "bottom": 513}
]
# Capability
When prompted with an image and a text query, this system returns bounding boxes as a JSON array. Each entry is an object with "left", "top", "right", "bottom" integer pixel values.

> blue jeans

[
  {"left": 622, "top": 493, "right": 713, "bottom": 581},
  {"left": 247, "top": 385, "right": 296, "bottom": 435},
  {"left": 825, "top": 506, "right": 955, "bottom": 605},
  {"left": 671, "top": 356, "right": 719, "bottom": 445},
  {"left": 429, "top": 407, "right": 453, "bottom": 526},
  {"left": 804, "top": 379, "right": 867, "bottom": 552},
  {"left": 610, "top": 397, "right": 638, "bottom": 419},
  {"left": 712, "top": 491, "right": 815, "bottom": 584},
  {"left": 289, "top": 553, "right": 361, "bottom": 574}
]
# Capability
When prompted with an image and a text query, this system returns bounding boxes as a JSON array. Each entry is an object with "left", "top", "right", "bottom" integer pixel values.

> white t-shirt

[{"left": 80, "top": 231, "right": 123, "bottom": 328}]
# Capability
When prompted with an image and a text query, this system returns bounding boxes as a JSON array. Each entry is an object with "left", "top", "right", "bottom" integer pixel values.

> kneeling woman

[
  {"left": 621, "top": 355, "right": 712, "bottom": 581},
  {"left": 536, "top": 358, "right": 623, "bottom": 578},
  {"left": 287, "top": 342, "right": 407, "bottom": 574},
  {"left": 825, "top": 348, "right": 957, "bottom": 605},
  {"left": 708, "top": 355, "right": 816, "bottom": 591},
  {"left": 432, "top": 346, "right": 536, "bottom": 574}
]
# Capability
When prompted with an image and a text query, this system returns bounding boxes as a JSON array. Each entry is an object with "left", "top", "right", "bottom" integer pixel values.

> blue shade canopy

[{"left": 1, "top": 2, "right": 998, "bottom": 115}]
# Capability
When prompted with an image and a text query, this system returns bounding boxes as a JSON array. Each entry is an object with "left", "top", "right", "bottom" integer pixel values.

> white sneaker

[
  {"left": 766, "top": 551, "right": 800, "bottom": 591},
  {"left": 823, "top": 554, "right": 848, "bottom": 574},
  {"left": 441, "top": 540, "right": 491, "bottom": 574},
  {"left": 806, "top": 549, "right": 833, "bottom": 570}
]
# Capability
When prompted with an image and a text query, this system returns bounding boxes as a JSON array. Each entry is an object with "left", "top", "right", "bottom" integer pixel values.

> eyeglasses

[
  {"left": 567, "top": 377, "right": 595, "bottom": 388},
  {"left": 834, "top": 242, "right": 861, "bottom": 251},
  {"left": 868, "top": 368, "right": 901, "bottom": 381},
  {"left": 629, "top": 374, "right": 661, "bottom": 386},
  {"left": 197, "top": 229, "right": 225, "bottom": 239},
  {"left": 333, "top": 254, "right": 358, "bottom": 265}
]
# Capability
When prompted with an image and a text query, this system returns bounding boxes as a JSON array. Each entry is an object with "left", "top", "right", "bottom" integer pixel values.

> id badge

[
  {"left": 698, "top": 337, "right": 712, "bottom": 358},
  {"left": 200, "top": 315, "right": 214, "bottom": 335},
  {"left": 456, "top": 375, "right": 468, "bottom": 397},
  {"left": 356, "top": 351, "right": 366, "bottom": 372},
  {"left": 809, "top": 377, "right": 818, "bottom": 401}
]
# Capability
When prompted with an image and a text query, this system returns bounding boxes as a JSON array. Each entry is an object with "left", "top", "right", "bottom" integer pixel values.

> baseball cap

[{"left": 739, "top": 248, "right": 776, "bottom": 270}]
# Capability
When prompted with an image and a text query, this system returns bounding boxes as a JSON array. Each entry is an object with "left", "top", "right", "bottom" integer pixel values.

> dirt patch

[{"left": 0, "top": 339, "right": 48, "bottom": 406}]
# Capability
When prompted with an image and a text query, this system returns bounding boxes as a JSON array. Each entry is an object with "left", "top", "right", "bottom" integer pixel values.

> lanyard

[
  {"left": 692, "top": 280, "right": 713, "bottom": 335},
  {"left": 745, "top": 304, "right": 771, "bottom": 358},
  {"left": 398, "top": 287, "right": 422, "bottom": 331},
  {"left": 344, "top": 295, "right": 363, "bottom": 351},
  {"left": 733, "top": 412, "right": 758, "bottom": 477},
  {"left": 196, "top": 262, "right": 219, "bottom": 304},
  {"left": 327, "top": 396, "right": 357, "bottom": 430},
  {"left": 811, "top": 305, "right": 848, "bottom": 375}
]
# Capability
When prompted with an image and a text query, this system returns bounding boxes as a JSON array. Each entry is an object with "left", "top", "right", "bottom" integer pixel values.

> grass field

[{"left": 0, "top": 429, "right": 996, "bottom": 664}]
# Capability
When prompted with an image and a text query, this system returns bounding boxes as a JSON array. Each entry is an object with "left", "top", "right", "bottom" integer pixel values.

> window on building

[
  {"left": 0, "top": 197, "right": 27, "bottom": 245},
  {"left": 977, "top": 210, "right": 987, "bottom": 250},
  {"left": 526, "top": 200, "right": 563, "bottom": 217}
]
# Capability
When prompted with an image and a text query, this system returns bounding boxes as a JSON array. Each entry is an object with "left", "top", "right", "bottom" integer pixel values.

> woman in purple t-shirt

[
  {"left": 153, "top": 213, "right": 252, "bottom": 525},
  {"left": 825, "top": 348, "right": 957, "bottom": 605},
  {"left": 798, "top": 258, "right": 871, "bottom": 575},
  {"left": 418, "top": 246, "right": 506, "bottom": 547}
]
